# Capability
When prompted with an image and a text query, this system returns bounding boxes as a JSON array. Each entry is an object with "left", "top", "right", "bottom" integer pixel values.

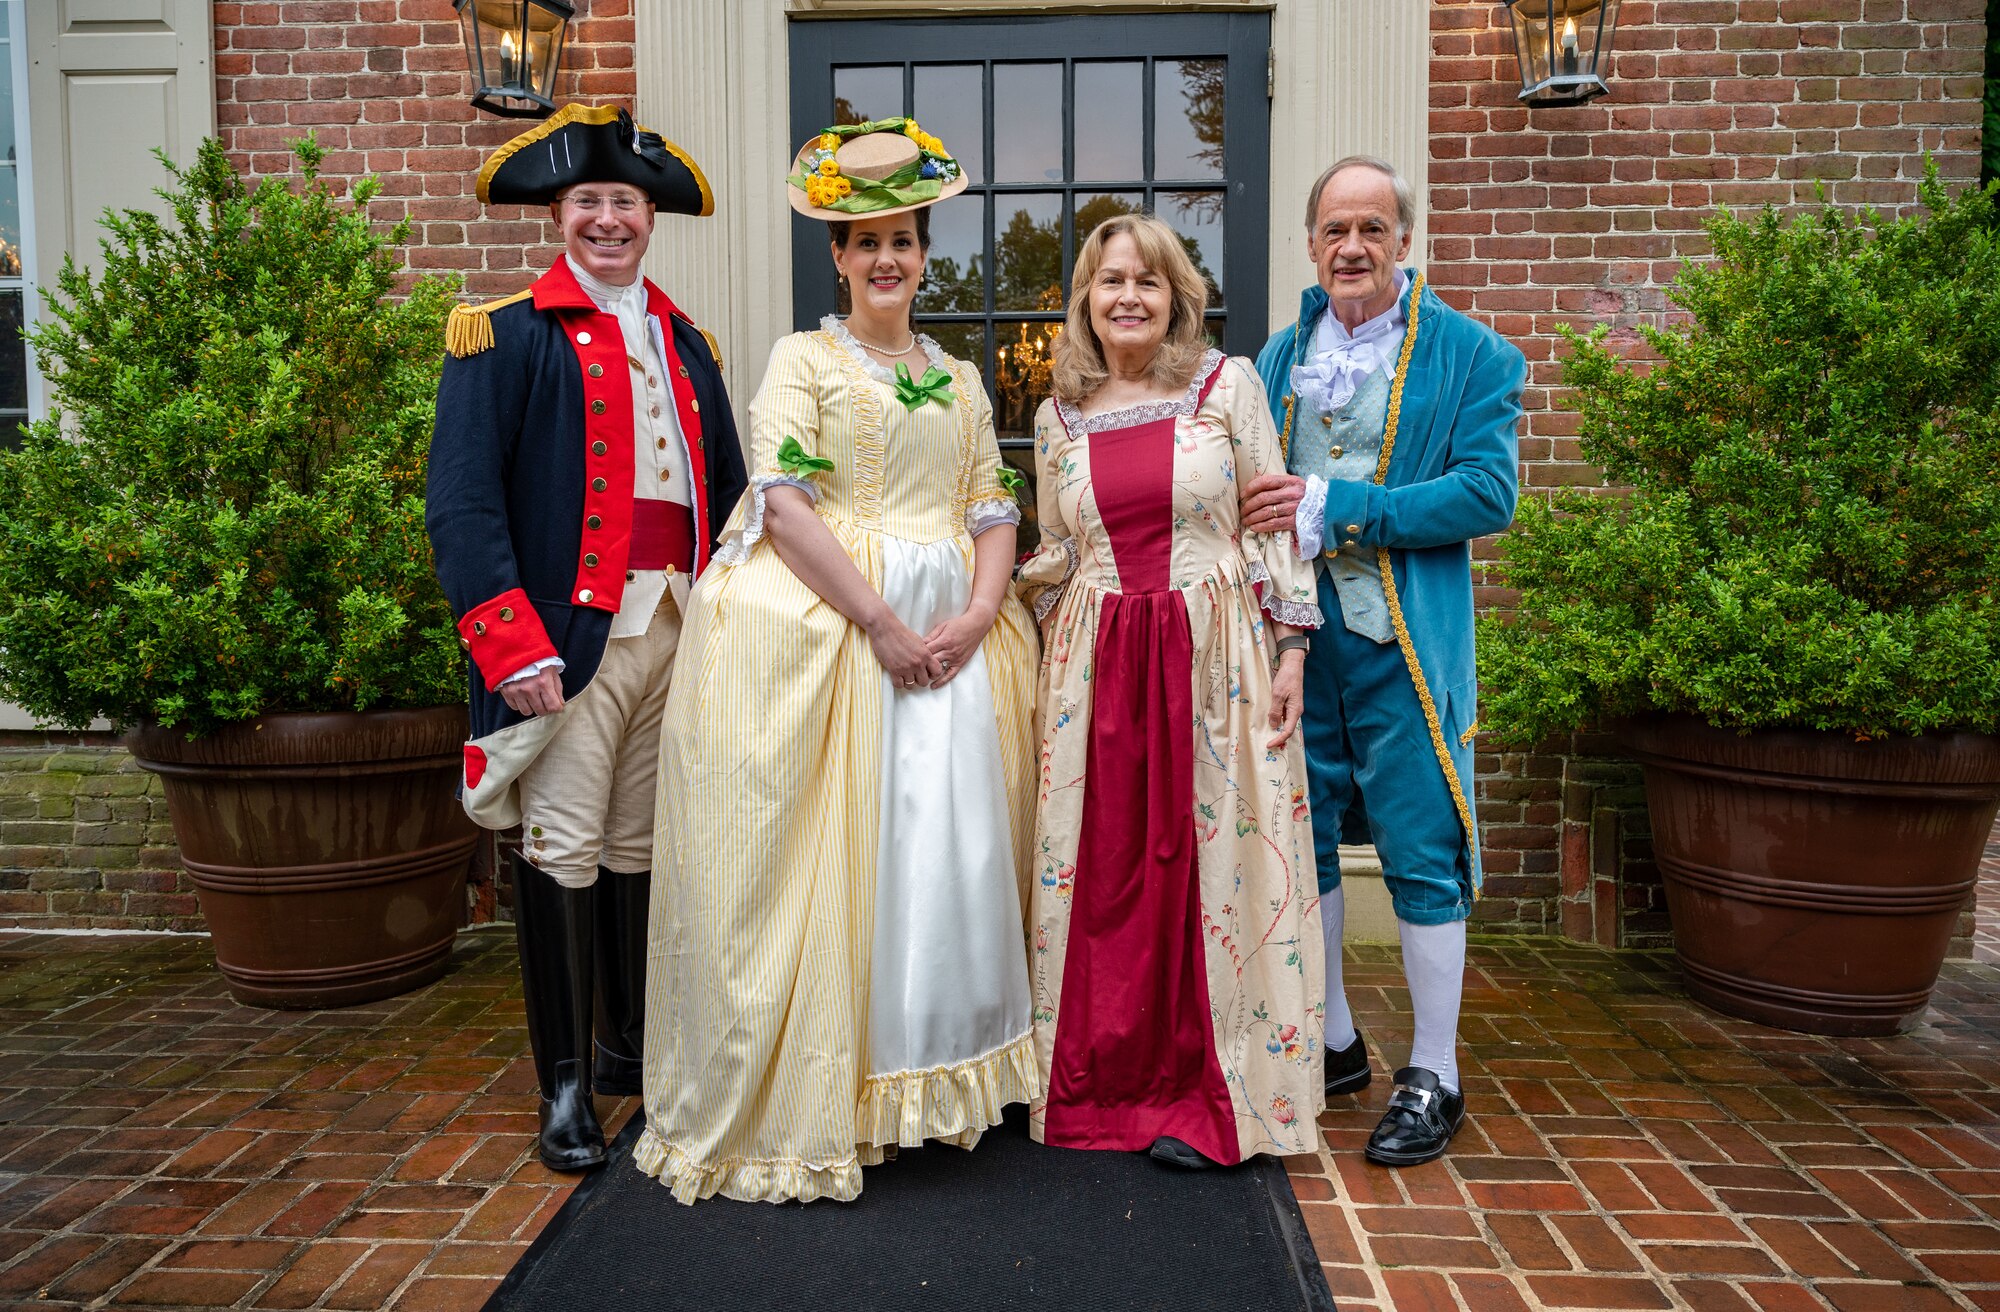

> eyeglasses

[{"left": 561, "top": 193, "right": 647, "bottom": 214}]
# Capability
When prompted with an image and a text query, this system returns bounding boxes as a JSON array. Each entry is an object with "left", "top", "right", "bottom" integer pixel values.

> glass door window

[{"left": 790, "top": 14, "right": 1271, "bottom": 547}]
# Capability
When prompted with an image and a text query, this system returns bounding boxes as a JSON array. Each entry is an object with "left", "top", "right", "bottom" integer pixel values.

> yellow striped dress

[{"left": 635, "top": 318, "right": 1042, "bottom": 1204}]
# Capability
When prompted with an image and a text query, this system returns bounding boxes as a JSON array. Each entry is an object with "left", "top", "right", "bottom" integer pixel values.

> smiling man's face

[
  {"left": 552, "top": 183, "right": 655, "bottom": 285},
  {"left": 1307, "top": 166, "right": 1411, "bottom": 328}
]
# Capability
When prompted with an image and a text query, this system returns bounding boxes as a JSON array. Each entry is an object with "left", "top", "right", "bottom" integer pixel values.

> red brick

[{"left": 1525, "top": 1274, "right": 1674, "bottom": 1309}]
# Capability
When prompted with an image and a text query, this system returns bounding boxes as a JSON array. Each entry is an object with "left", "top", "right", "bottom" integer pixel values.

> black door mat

[{"left": 484, "top": 1104, "right": 1336, "bottom": 1312}]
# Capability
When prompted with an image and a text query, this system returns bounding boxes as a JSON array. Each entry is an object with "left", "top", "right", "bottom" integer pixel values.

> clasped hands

[{"left": 870, "top": 601, "right": 997, "bottom": 692}]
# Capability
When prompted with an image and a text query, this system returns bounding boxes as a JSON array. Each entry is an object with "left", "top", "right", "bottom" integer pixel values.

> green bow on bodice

[{"left": 894, "top": 362, "right": 954, "bottom": 410}]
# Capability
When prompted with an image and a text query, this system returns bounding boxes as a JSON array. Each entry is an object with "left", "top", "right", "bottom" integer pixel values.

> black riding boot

[
  {"left": 511, "top": 853, "right": 606, "bottom": 1172},
  {"left": 592, "top": 866, "right": 650, "bottom": 1097}
]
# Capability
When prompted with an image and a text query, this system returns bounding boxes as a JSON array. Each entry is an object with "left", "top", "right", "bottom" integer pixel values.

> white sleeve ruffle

[
  {"left": 712, "top": 474, "right": 819, "bottom": 568},
  {"left": 1246, "top": 558, "right": 1325, "bottom": 629},
  {"left": 965, "top": 496, "right": 1022, "bottom": 538},
  {"left": 1294, "top": 475, "right": 1328, "bottom": 560}
]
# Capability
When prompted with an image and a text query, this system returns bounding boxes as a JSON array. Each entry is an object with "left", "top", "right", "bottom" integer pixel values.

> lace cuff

[
  {"left": 1294, "top": 475, "right": 1328, "bottom": 560},
  {"left": 965, "top": 497, "right": 1022, "bottom": 538},
  {"left": 1019, "top": 536, "right": 1079, "bottom": 622},
  {"left": 1246, "top": 559, "right": 1324, "bottom": 629},
  {"left": 712, "top": 474, "right": 818, "bottom": 567}
]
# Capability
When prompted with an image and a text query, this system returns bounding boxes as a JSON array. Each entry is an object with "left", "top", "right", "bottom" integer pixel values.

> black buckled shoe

[
  {"left": 1324, "top": 1029, "right": 1371, "bottom": 1098},
  {"left": 1364, "top": 1067, "right": 1464, "bottom": 1168},
  {"left": 1148, "top": 1136, "right": 1216, "bottom": 1170}
]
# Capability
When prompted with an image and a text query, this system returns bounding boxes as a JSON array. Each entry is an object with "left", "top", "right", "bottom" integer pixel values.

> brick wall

[
  {"left": 1428, "top": 0, "right": 1987, "bottom": 946},
  {"left": 212, "top": 0, "right": 637, "bottom": 298}
]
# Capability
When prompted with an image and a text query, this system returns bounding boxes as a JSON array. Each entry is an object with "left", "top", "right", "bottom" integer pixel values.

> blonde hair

[{"left": 1051, "top": 213, "right": 1210, "bottom": 404}]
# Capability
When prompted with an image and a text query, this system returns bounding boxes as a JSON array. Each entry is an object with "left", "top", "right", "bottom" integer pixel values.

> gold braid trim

[
  {"left": 698, "top": 328, "right": 724, "bottom": 371},
  {"left": 1279, "top": 391, "right": 1295, "bottom": 461},
  {"left": 1369, "top": 273, "right": 1480, "bottom": 887},
  {"left": 444, "top": 288, "right": 535, "bottom": 358}
]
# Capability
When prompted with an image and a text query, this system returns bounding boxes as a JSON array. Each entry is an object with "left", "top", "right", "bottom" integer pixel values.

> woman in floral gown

[
  {"left": 1019, "top": 214, "right": 1326, "bottom": 1169},
  {"left": 636, "top": 120, "right": 1039, "bottom": 1204}
]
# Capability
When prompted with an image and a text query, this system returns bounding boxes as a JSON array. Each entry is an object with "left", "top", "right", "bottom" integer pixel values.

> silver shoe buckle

[{"left": 1388, "top": 1082, "right": 1434, "bottom": 1114}]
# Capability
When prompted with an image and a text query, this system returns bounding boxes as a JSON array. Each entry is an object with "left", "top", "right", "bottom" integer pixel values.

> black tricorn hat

[{"left": 476, "top": 103, "right": 712, "bottom": 215}]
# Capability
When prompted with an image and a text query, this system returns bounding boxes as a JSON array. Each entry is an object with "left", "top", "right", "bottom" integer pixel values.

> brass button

[
  {"left": 1329, "top": 445, "right": 1344, "bottom": 459},
  {"left": 472, "top": 621, "right": 486, "bottom": 635},
  {"left": 1321, "top": 415, "right": 1333, "bottom": 427},
  {"left": 1343, "top": 538, "right": 1358, "bottom": 548},
  {"left": 577, "top": 588, "right": 594, "bottom": 603},
  {"left": 647, "top": 375, "right": 657, "bottom": 388},
  {"left": 678, "top": 365, "right": 689, "bottom": 378},
  {"left": 584, "top": 553, "right": 599, "bottom": 568},
  {"left": 1346, "top": 523, "right": 1361, "bottom": 535},
  {"left": 498, "top": 606, "right": 514, "bottom": 621},
  {"left": 666, "top": 564, "right": 676, "bottom": 577},
  {"left": 587, "top": 364, "right": 603, "bottom": 378},
  {"left": 591, "top": 440, "right": 608, "bottom": 456},
  {"left": 591, "top": 477, "right": 607, "bottom": 492},
  {"left": 689, "top": 398, "right": 699, "bottom": 413},
  {"left": 659, "top": 470, "right": 670, "bottom": 482},
  {"left": 1324, "top": 547, "right": 1339, "bottom": 559},
  {"left": 458, "top": 637, "right": 471, "bottom": 651},
  {"left": 576, "top": 332, "right": 592, "bottom": 345},
  {"left": 651, "top": 406, "right": 661, "bottom": 418},
  {"left": 591, "top": 399, "right": 607, "bottom": 415},
  {"left": 587, "top": 514, "right": 602, "bottom": 530},
  {"left": 656, "top": 437, "right": 667, "bottom": 449}
]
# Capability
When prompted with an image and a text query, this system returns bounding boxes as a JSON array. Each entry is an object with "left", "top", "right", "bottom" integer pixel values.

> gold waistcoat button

[
  {"left": 591, "top": 399, "right": 607, "bottom": 415},
  {"left": 659, "top": 470, "right": 670, "bottom": 482},
  {"left": 471, "top": 620, "right": 486, "bottom": 635},
  {"left": 591, "top": 477, "right": 607, "bottom": 492},
  {"left": 584, "top": 553, "right": 599, "bottom": 568},
  {"left": 576, "top": 332, "right": 591, "bottom": 345},
  {"left": 1321, "top": 414, "right": 1333, "bottom": 427},
  {"left": 1346, "top": 523, "right": 1361, "bottom": 535},
  {"left": 587, "top": 364, "right": 603, "bottom": 378},
  {"left": 1329, "top": 445, "right": 1344, "bottom": 459},
  {"left": 578, "top": 588, "right": 594, "bottom": 604},
  {"left": 656, "top": 437, "right": 667, "bottom": 449},
  {"left": 587, "top": 514, "right": 602, "bottom": 529},
  {"left": 498, "top": 606, "right": 514, "bottom": 621},
  {"left": 678, "top": 365, "right": 689, "bottom": 378},
  {"left": 591, "top": 440, "right": 607, "bottom": 456}
]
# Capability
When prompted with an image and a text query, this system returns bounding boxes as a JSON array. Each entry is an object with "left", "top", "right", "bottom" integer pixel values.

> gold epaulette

[
  {"left": 699, "top": 328, "right": 724, "bottom": 372},
  {"left": 445, "top": 288, "right": 536, "bottom": 358}
]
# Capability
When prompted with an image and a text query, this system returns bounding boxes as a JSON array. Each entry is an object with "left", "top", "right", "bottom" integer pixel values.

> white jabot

[
  {"left": 1289, "top": 269, "right": 1411, "bottom": 559},
  {"left": 571, "top": 261, "right": 652, "bottom": 366},
  {"left": 1291, "top": 268, "right": 1410, "bottom": 417}
]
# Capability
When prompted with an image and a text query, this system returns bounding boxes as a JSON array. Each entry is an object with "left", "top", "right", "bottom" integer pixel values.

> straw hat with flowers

[{"left": 788, "top": 117, "right": 968, "bottom": 221}]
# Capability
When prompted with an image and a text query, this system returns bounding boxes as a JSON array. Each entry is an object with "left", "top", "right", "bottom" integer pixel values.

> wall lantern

[
  {"left": 1504, "top": 0, "right": 1619, "bottom": 107},
  {"left": 455, "top": 0, "right": 574, "bottom": 119}
]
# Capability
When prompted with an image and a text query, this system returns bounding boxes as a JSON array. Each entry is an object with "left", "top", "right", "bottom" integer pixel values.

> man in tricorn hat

[{"left": 426, "top": 103, "right": 745, "bottom": 1171}]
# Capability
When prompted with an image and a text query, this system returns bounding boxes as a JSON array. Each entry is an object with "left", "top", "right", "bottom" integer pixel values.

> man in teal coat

[{"left": 1241, "top": 156, "right": 1523, "bottom": 1166}]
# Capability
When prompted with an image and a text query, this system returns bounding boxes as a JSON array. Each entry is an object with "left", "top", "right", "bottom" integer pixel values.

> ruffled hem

[
  {"left": 712, "top": 473, "right": 818, "bottom": 567},
  {"left": 855, "top": 1030, "right": 1041, "bottom": 1150},
  {"left": 965, "top": 496, "right": 1022, "bottom": 537},
  {"left": 633, "top": 1128, "right": 864, "bottom": 1206}
]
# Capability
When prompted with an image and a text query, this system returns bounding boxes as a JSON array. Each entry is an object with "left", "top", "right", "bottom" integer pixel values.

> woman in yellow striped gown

[{"left": 634, "top": 120, "right": 1040, "bottom": 1205}]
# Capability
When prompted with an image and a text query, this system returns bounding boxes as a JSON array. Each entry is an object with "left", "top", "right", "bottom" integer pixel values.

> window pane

[
  {"left": 1072, "top": 62, "right": 1142, "bottom": 183},
  {"left": 919, "top": 321, "right": 987, "bottom": 379},
  {"left": 991, "top": 318, "right": 1061, "bottom": 441},
  {"left": 1202, "top": 317, "right": 1225, "bottom": 351},
  {"left": 0, "top": 166, "right": 18, "bottom": 274},
  {"left": 994, "top": 192, "right": 1062, "bottom": 313},
  {"left": 915, "top": 195, "right": 984, "bottom": 315},
  {"left": 832, "top": 64, "right": 902, "bottom": 125},
  {"left": 1073, "top": 191, "right": 1144, "bottom": 260},
  {"left": 0, "top": 35, "right": 15, "bottom": 166},
  {"left": 1158, "top": 190, "right": 1224, "bottom": 307},
  {"left": 912, "top": 63, "right": 984, "bottom": 186},
  {"left": 1154, "top": 58, "right": 1224, "bottom": 180},
  {"left": 1001, "top": 444, "right": 1040, "bottom": 558},
  {"left": 0, "top": 289, "right": 24, "bottom": 413},
  {"left": 992, "top": 63, "right": 1063, "bottom": 184}
]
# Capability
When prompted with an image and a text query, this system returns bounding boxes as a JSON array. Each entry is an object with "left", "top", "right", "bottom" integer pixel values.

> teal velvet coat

[{"left": 1254, "top": 271, "right": 1524, "bottom": 883}]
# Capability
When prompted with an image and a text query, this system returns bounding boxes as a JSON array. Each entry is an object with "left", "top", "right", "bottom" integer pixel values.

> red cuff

[{"left": 458, "top": 588, "right": 558, "bottom": 692}]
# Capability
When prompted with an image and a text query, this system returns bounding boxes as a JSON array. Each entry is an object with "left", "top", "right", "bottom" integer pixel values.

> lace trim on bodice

[
  {"left": 1054, "top": 349, "right": 1226, "bottom": 437},
  {"left": 820, "top": 315, "right": 950, "bottom": 384}
]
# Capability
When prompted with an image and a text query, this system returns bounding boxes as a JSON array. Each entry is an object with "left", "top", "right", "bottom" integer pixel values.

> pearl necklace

[{"left": 844, "top": 322, "right": 919, "bottom": 356}]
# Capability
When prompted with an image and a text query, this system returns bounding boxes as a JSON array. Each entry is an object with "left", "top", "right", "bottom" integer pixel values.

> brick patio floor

[{"left": 1, "top": 930, "right": 1995, "bottom": 1312}]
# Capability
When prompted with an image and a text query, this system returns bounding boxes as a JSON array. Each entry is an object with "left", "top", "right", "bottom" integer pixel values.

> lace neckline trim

[
  {"left": 1056, "top": 349, "right": 1225, "bottom": 436},
  {"left": 820, "top": 315, "right": 950, "bottom": 383}
]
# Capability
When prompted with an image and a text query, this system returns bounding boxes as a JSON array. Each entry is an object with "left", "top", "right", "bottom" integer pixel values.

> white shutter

[{"left": 25, "top": 0, "right": 215, "bottom": 281}]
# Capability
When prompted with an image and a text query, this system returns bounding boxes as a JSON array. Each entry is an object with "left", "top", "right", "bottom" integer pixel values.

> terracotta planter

[
  {"left": 1622, "top": 716, "right": 2000, "bottom": 1037},
  {"left": 128, "top": 706, "right": 478, "bottom": 1010}
]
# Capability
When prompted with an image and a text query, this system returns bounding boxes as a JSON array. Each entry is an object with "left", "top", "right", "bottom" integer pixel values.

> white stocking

[
  {"left": 1397, "top": 917, "right": 1466, "bottom": 1093},
  {"left": 1321, "top": 885, "right": 1357, "bottom": 1052}
]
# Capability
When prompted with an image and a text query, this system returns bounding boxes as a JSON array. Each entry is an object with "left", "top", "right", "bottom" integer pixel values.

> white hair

[{"left": 1304, "top": 155, "right": 1416, "bottom": 238}]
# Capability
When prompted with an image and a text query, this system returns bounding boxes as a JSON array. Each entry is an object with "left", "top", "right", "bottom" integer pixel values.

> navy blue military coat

[{"left": 427, "top": 256, "right": 747, "bottom": 756}]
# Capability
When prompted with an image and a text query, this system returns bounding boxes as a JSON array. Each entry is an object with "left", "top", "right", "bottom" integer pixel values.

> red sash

[{"left": 629, "top": 499, "right": 694, "bottom": 572}]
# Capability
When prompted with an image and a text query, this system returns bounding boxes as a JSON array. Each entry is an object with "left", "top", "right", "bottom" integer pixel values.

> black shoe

[
  {"left": 1364, "top": 1066, "right": 1464, "bottom": 1168},
  {"left": 1324, "top": 1029, "right": 1371, "bottom": 1097},
  {"left": 512, "top": 855, "right": 607, "bottom": 1172},
  {"left": 591, "top": 867, "right": 650, "bottom": 1097},
  {"left": 1148, "top": 1136, "right": 1215, "bottom": 1170}
]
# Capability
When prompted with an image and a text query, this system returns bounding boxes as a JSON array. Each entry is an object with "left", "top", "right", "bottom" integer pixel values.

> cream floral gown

[
  {"left": 635, "top": 319, "right": 1041, "bottom": 1204},
  {"left": 1018, "top": 350, "right": 1327, "bottom": 1163}
]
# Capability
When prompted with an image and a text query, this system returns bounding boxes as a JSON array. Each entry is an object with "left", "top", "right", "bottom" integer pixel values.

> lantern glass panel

[{"left": 1507, "top": 0, "right": 1617, "bottom": 106}]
